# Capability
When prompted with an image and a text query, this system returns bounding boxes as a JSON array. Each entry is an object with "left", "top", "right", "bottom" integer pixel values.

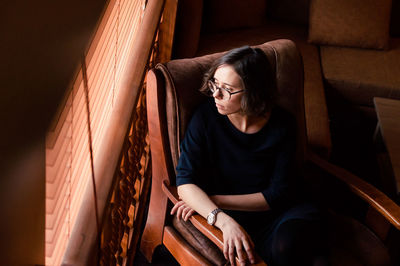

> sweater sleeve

[
  {"left": 261, "top": 116, "right": 297, "bottom": 210},
  {"left": 176, "top": 106, "right": 207, "bottom": 187}
]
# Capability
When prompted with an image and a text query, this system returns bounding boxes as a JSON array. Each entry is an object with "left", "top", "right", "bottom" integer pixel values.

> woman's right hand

[
  {"left": 218, "top": 214, "right": 255, "bottom": 266},
  {"left": 170, "top": 200, "right": 196, "bottom": 221}
]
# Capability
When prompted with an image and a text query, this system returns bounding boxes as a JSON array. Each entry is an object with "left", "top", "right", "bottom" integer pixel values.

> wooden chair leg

[{"left": 140, "top": 178, "right": 168, "bottom": 262}]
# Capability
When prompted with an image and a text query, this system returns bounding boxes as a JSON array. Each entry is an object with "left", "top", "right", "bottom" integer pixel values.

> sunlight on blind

[{"left": 45, "top": 0, "right": 146, "bottom": 265}]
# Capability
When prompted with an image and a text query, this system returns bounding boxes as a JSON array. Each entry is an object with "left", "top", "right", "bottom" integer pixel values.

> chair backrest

[{"left": 153, "top": 39, "right": 305, "bottom": 184}]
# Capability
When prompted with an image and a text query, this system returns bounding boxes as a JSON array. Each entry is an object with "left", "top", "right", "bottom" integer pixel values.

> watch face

[{"left": 207, "top": 214, "right": 215, "bottom": 225}]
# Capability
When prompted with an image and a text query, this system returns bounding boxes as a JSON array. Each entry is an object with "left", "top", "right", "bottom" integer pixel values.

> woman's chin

[
  {"left": 216, "top": 105, "right": 227, "bottom": 115},
  {"left": 217, "top": 110, "right": 227, "bottom": 115}
]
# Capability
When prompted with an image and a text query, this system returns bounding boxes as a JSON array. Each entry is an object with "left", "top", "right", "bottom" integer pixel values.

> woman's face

[{"left": 212, "top": 64, "right": 244, "bottom": 116}]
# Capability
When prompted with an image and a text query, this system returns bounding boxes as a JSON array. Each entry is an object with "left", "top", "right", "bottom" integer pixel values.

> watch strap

[{"left": 211, "top": 208, "right": 223, "bottom": 216}]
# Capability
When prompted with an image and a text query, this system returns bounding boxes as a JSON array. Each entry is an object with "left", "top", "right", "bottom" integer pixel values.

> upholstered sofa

[{"left": 171, "top": 0, "right": 400, "bottom": 186}]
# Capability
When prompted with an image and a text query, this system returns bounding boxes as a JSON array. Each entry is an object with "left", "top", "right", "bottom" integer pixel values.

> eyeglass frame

[{"left": 207, "top": 79, "right": 245, "bottom": 100}]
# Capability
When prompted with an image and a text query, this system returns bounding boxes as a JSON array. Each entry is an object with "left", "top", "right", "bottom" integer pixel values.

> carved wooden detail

[
  {"left": 95, "top": 0, "right": 179, "bottom": 262},
  {"left": 99, "top": 28, "right": 160, "bottom": 265}
]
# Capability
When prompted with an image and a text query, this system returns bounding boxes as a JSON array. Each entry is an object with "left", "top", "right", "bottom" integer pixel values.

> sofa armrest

[{"left": 298, "top": 43, "right": 332, "bottom": 158}]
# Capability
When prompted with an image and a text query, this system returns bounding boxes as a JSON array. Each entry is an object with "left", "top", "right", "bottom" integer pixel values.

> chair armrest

[
  {"left": 161, "top": 181, "right": 225, "bottom": 247},
  {"left": 161, "top": 181, "right": 267, "bottom": 265},
  {"left": 306, "top": 150, "right": 400, "bottom": 230}
]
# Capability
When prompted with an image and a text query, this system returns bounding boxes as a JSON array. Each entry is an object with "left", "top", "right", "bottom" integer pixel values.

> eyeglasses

[{"left": 207, "top": 79, "right": 244, "bottom": 101}]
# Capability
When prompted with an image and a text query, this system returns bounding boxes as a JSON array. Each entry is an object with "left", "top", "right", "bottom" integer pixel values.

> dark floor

[{"left": 133, "top": 245, "right": 179, "bottom": 266}]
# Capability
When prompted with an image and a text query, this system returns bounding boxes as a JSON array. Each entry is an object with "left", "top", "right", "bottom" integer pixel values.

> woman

[{"left": 171, "top": 46, "right": 328, "bottom": 266}]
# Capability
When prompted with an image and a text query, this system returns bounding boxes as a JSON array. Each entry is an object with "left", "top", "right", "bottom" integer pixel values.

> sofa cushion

[
  {"left": 308, "top": 0, "right": 392, "bottom": 50},
  {"left": 202, "top": 0, "right": 267, "bottom": 33},
  {"left": 267, "top": 0, "right": 311, "bottom": 26},
  {"left": 320, "top": 38, "right": 400, "bottom": 107}
]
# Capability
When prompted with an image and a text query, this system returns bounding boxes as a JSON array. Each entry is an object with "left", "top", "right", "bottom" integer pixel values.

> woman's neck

[{"left": 227, "top": 111, "right": 271, "bottom": 134}]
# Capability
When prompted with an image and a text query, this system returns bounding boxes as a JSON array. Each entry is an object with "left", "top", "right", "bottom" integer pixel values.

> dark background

[{"left": 0, "top": 0, "right": 106, "bottom": 264}]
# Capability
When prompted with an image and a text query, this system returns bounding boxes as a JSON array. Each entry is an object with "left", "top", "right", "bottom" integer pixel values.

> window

[{"left": 45, "top": 0, "right": 146, "bottom": 264}]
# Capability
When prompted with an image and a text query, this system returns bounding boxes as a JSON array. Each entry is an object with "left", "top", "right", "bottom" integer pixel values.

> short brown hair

[{"left": 200, "top": 46, "right": 277, "bottom": 116}]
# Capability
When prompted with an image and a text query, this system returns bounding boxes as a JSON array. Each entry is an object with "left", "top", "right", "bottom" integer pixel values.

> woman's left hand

[
  {"left": 170, "top": 200, "right": 196, "bottom": 221},
  {"left": 218, "top": 215, "right": 255, "bottom": 266}
]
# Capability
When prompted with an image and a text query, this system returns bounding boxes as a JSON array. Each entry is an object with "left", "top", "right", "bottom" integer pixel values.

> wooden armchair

[{"left": 140, "top": 39, "right": 400, "bottom": 265}]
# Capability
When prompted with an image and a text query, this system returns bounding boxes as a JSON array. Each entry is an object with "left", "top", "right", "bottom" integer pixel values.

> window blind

[{"left": 45, "top": 0, "right": 146, "bottom": 265}]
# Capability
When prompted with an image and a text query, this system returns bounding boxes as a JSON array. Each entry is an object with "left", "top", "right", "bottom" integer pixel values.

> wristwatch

[{"left": 207, "top": 208, "right": 223, "bottom": 225}]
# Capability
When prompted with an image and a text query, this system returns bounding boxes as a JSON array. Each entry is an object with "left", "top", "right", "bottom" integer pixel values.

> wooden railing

[
  {"left": 61, "top": 0, "right": 177, "bottom": 264},
  {"left": 98, "top": 0, "right": 178, "bottom": 265},
  {"left": 99, "top": 85, "right": 151, "bottom": 266},
  {"left": 99, "top": 41, "right": 159, "bottom": 265}
]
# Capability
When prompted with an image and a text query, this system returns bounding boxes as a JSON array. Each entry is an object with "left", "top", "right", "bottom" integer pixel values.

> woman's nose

[{"left": 212, "top": 88, "right": 222, "bottom": 99}]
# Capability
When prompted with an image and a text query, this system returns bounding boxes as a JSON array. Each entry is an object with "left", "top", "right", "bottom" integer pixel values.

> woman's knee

[{"left": 270, "top": 219, "right": 327, "bottom": 266}]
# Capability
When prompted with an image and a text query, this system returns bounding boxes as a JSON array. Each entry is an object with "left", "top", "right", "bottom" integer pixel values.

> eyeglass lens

[{"left": 208, "top": 80, "right": 231, "bottom": 100}]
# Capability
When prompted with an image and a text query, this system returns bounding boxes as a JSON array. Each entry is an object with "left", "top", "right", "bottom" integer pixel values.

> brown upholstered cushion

[
  {"left": 172, "top": 216, "right": 227, "bottom": 265},
  {"left": 296, "top": 42, "right": 332, "bottom": 158},
  {"left": 158, "top": 56, "right": 214, "bottom": 170},
  {"left": 202, "top": 0, "right": 267, "bottom": 33},
  {"left": 320, "top": 38, "right": 400, "bottom": 107},
  {"left": 267, "top": 0, "right": 311, "bottom": 26},
  {"left": 308, "top": 0, "right": 392, "bottom": 50}
]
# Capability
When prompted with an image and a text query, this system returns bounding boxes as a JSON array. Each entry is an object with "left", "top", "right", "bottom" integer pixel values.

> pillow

[
  {"left": 202, "top": 0, "right": 267, "bottom": 33},
  {"left": 308, "top": 0, "right": 392, "bottom": 49}
]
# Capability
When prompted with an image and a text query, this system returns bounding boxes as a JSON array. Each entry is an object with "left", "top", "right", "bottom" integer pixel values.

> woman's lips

[{"left": 215, "top": 103, "right": 224, "bottom": 109}]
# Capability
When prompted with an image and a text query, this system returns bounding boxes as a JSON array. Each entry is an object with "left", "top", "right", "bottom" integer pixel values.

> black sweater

[{"left": 176, "top": 99, "right": 297, "bottom": 211}]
